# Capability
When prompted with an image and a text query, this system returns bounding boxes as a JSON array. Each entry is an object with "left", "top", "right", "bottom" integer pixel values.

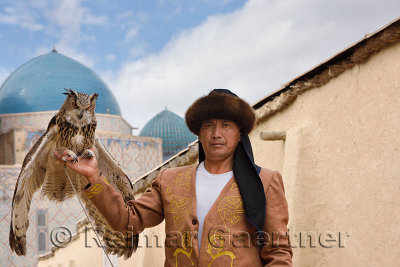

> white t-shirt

[{"left": 195, "top": 161, "right": 233, "bottom": 249}]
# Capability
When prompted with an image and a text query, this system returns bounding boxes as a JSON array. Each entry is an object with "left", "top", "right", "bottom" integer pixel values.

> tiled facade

[
  {"left": 0, "top": 112, "right": 133, "bottom": 135},
  {"left": 0, "top": 113, "right": 140, "bottom": 165},
  {"left": 99, "top": 134, "right": 162, "bottom": 179},
  {"left": 0, "top": 115, "right": 162, "bottom": 266},
  {"left": 0, "top": 166, "right": 85, "bottom": 267}
]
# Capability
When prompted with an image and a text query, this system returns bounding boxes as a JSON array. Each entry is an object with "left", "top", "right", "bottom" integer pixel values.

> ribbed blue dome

[
  {"left": 140, "top": 109, "right": 197, "bottom": 161},
  {"left": 0, "top": 50, "right": 121, "bottom": 115}
]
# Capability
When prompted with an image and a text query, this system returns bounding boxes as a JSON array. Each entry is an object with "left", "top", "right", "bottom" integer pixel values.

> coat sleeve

[
  {"left": 261, "top": 170, "right": 293, "bottom": 266},
  {"left": 84, "top": 169, "right": 166, "bottom": 235}
]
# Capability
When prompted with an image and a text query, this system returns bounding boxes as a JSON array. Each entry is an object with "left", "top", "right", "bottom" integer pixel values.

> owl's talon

[
  {"left": 61, "top": 156, "right": 78, "bottom": 163},
  {"left": 81, "top": 149, "right": 94, "bottom": 159},
  {"left": 61, "top": 151, "right": 78, "bottom": 163}
]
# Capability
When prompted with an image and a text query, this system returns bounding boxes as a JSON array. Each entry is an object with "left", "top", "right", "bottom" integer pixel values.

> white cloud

[
  {"left": 105, "top": 54, "right": 116, "bottom": 61},
  {"left": 43, "top": 0, "right": 106, "bottom": 46},
  {"left": 33, "top": 0, "right": 109, "bottom": 67},
  {"left": 116, "top": 8, "right": 148, "bottom": 42},
  {"left": 128, "top": 42, "right": 149, "bottom": 58},
  {"left": 34, "top": 43, "right": 95, "bottom": 68},
  {"left": 0, "top": 67, "right": 10, "bottom": 86},
  {"left": 0, "top": 5, "right": 43, "bottom": 31},
  {"left": 109, "top": 0, "right": 400, "bottom": 131},
  {"left": 0, "top": 0, "right": 108, "bottom": 67},
  {"left": 56, "top": 46, "right": 95, "bottom": 68},
  {"left": 83, "top": 14, "right": 108, "bottom": 26},
  {"left": 123, "top": 27, "right": 139, "bottom": 43},
  {"left": 116, "top": 11, "right": 134, "bottom": 21}
]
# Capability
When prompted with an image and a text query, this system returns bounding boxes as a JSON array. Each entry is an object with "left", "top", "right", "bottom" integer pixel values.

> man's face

[{"left": 198, "top": 119, "right": 241, "bottom": 162}]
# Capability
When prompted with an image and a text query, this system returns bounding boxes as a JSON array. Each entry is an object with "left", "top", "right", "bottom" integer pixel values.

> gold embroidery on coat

[
  {"left": 230, "top": 183, "right": 239, "bottom": 191},
  {"left": 86, "top": 184, "right": 102, "bottom": 199},
  {"left": 205, "top": 196, "right": 244, "bottom": 266},
  {"left": 167, "top": 187, "right": 191, "bottom": 228},
  {"left": 218, "top": 196, "right": 244, "bottom": 227},
  {"left": 175, "top": 168, "right": 192, "bottom": 191},
  {"left": 173, "top": 231, "right": 194, "bottom": 266},
  {"left": 207, "top": 232, "right": 236, "bottom": 267}
]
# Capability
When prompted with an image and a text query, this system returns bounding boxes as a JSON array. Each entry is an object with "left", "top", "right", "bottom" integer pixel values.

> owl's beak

[{"left": 78, "top": 111, "right": 84, "bottom": 119}]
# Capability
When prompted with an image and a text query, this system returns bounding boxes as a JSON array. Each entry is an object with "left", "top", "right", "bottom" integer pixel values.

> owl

[{"left": 9, "top": 89, "right": 138, "bottom": 258}]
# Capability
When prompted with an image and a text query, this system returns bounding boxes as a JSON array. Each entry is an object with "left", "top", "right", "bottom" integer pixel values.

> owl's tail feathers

[
  {"left": 123, "top": 233, "right": 139, "bottom": 259},
  {"left": 9, "top": 223, "right": 27, "bottom": 256},
  {"left": 101, "top": 231, "right": 138, "bottom": 259}
]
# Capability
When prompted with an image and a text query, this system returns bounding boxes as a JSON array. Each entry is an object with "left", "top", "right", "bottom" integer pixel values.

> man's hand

[{"left": 53, "top": 147, "right": 101, "bottom": 185}]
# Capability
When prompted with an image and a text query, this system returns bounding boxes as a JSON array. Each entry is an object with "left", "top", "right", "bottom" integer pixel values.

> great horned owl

[{"left": 9, "top": 89, "right": 138, "bottom": 258}]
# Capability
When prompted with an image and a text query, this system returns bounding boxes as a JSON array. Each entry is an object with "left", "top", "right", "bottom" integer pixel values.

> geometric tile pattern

[
  {"left": 0, "top": 166, "right": 84, "bottom": 267},
  {"left": 100, "top": 134, "right": 163, "bottom": 180},
  {"left": 0, "top": 112, "right": 54, "bottom": 135},
  {"left": 96, "top": 114, "right": 133, "bottom": 135},
  {"left": 0, "top": 112, "right": 133, "bottom": 135},
  {"left": 0, "top": 127, "right": 162, "bottom": 267}
]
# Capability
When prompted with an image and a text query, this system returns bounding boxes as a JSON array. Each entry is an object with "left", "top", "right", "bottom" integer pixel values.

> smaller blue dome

[{"left": 140, "top": 109, "right": 197, "bottom": 161}]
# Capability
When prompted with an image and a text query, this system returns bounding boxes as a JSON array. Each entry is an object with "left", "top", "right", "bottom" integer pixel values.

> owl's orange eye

[
  {"left": 86, "top": 105, "right": 91, "bottom": 110},
  {"left": 72, "top": 102, "right": 79, "bottom": 109}
]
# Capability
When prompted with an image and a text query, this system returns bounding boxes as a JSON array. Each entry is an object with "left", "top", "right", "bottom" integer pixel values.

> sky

[{"left": 0, "top": 0, "right": 400, "bottom": 132}]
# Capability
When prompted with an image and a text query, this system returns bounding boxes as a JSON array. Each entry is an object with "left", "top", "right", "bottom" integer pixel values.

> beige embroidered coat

[{"left": 86, "top": 164, "right": 293, "bottom": 266}]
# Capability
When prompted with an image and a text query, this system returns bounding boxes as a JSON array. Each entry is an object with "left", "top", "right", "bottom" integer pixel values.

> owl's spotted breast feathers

[{"left": 55, "top": 115, "right": 96, "bottom": 153}]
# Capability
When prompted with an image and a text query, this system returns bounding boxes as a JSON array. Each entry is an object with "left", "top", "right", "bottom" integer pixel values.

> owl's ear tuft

[
  {"left": 63, "top": 88, "right": 78, "bottom": 97},
  {"left": 90, "top": 93, "right": 99, "bottom": 102}
]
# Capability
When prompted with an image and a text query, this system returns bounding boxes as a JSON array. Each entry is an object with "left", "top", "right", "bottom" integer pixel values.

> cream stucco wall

[
  {"left": 37, "top": 222, "right": 104, "bottom": 267},
  {"left": 250, "top": 42, "right": 400, "bottom": 266},
  {"left": 120, "top": 222, "right": 166, "bottom": 267},
  {"left": 38, "top": 208, "right": 166, "bottom": 267}
]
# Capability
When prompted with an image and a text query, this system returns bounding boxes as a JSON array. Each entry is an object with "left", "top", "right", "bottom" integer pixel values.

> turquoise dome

[
  {"left": 0, "top": 50, "right": 121, "bottom": 115},
  {"left": 140, "top": 109, "right": 197, "bottom": 161}
]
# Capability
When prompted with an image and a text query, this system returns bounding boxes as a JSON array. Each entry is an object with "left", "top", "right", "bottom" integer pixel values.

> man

[{"left": 56, "top": 89, "right": 293, "bottom": 266}]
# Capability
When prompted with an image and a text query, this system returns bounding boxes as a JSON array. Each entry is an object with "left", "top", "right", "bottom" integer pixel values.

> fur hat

[{"left": 185, "top": 89, "right": 255, "bottom": 135}]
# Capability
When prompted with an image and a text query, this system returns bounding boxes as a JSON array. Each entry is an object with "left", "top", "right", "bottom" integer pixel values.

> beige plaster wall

[
  {"left": 119, "top": 222, "right": 166, "bottom": 267},
  {"left": 249, "top": 42, "right": 400, "bottom": 266},
  {"left": 37, "top": 223, "right": 104, "bottom": 267},
  {"left": 38, "top": 209, "right": 166, "bottom": 267}
]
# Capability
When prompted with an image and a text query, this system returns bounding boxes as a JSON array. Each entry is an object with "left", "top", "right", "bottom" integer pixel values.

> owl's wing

[
  {"left": 86, "top": 136, "right": 138, "bottom": 258},
  {"left": 9, "top": 116, "right": 57, "bottom": 255},
  {"left": 94, "top": 136, "right": 134, "bottom": 200},
  {"left": 81, "top": 193, "right": 138, "bottom": 258}
]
